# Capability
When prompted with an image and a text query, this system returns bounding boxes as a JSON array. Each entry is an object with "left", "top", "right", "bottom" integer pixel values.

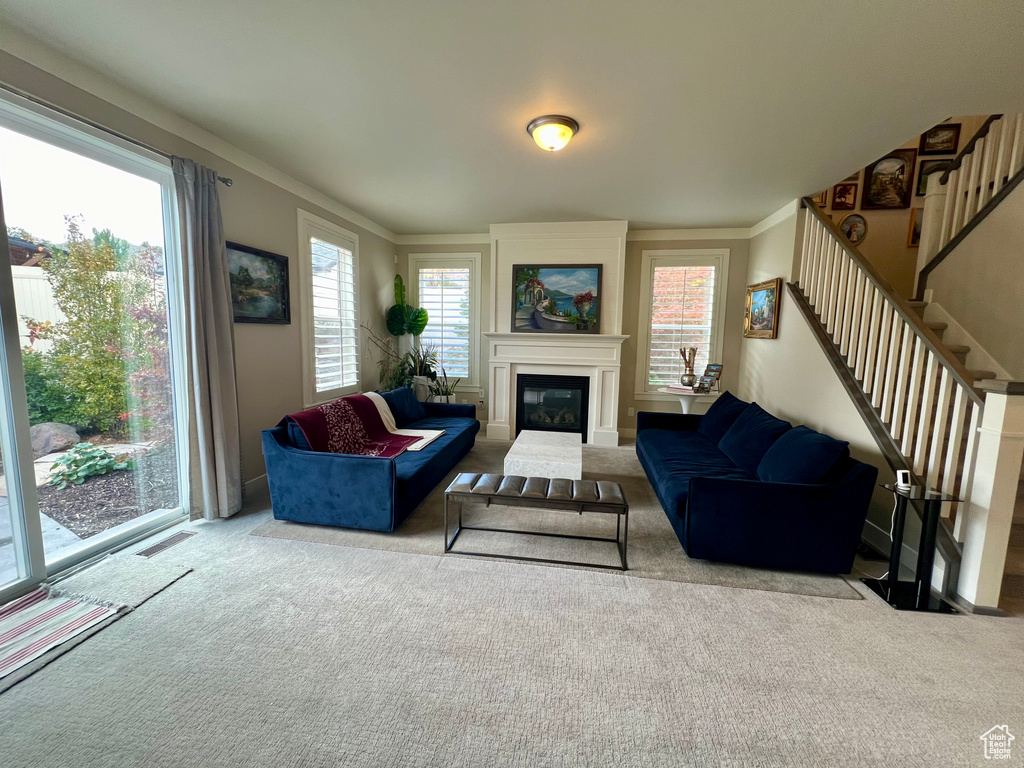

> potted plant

[
  {"left": 573, "top": 291, "right": 594, "bottom": 329},
  {"left": 405, "top": 345, "right": 438, "bottom": 401},
  {"left": 386, "top": 275, "right": 428, "bottom": 338},
  {"left": 428, "top": 367, "right": 461, "bottom": 404}
]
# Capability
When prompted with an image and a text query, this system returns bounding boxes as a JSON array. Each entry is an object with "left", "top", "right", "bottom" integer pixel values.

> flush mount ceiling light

[{"left": 527, "top": 115, "right": 579, "bottom": 151}]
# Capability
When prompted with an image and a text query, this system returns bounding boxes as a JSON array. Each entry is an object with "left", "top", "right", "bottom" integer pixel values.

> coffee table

[{"left": 504, "top": 430, "right": 582, "bottom": 480}]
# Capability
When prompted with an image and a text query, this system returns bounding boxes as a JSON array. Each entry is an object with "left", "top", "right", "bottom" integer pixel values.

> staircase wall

[
  {"left": 737, "top": 206, "right": 901, "bottom": 547},
  {"left": 926, "top": 179, "right": 1024, "bottom": 379}
]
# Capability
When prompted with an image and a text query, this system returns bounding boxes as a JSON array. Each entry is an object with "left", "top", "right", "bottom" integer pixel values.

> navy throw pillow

[
  {"left": 718, "top": 402, "right": 792, "bottom": 474},
  {"left": 379, "top": 386, "right": 426, "bottom": 428},
  {"left": 696, "top": 391, "right": 750, "bottom": 444},
  {"left": 757, "top": 425, "right": 850, "bottom": 484},
  {"left": 285, "top": 417, "right": 312, "bottom": 450}
]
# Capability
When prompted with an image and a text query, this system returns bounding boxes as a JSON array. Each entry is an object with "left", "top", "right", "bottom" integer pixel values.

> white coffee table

[{"left": 504, "top": 430, "right": 583, "bottom": 480}]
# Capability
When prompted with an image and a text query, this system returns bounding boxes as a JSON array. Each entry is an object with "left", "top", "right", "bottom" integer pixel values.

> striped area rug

[{"left": 0, "top": 588, "right": 118, "bottom": 679}]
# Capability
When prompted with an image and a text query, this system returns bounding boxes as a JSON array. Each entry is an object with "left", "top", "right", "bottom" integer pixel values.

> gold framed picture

[
  {"left": 908, "top": 208, "right": 923, "bottom": 247},
  {"left": 743, "top": 278, "right": 782, "bottom": 339}
]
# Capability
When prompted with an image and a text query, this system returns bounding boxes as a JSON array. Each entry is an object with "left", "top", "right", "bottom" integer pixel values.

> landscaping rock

[{"left": 30, "top": 423, "right": 80, "bottom": 458}]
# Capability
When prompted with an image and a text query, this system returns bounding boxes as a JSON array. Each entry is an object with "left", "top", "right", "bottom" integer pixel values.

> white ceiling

[{"left": 1, "top": 1, "right": 1023, "bottom": 234}]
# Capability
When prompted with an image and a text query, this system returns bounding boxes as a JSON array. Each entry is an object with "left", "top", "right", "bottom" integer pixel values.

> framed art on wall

[
  {"left": 226, "top": 241, "right": 291, "bottom": 324},
  {"left": 838, "top": 213, "right": 868, "bottom": 245},
  {"left": 908, "top": 208, "right": 923, "bottom": 247},
  {"left": 743, "top": 278, "right": 781, "bottom": 339},
  {"left": 919, "top": 123, "right": 961, "bottom": 155},
  {"left": 832, "top": 183, "right": 857, "bottom": 210},
  {"left": 511, "top": 264, "right": 601, "bottom": 333},
  {"left": 916, "top": 159, "right": 948, "bottom": 196},
  {"left": 863, "top": 149, "right": 917, "bottom": 209},
  {"left": 811, "top": 190, "right": 828, "bottom": 206}
]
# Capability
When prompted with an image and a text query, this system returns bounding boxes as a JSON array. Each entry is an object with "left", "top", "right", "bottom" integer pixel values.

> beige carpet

[{"left": 251, "top": 438, "right": 859, "bottom": 600}]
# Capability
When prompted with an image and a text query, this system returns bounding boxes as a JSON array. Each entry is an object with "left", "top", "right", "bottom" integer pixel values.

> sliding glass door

[{"left": 0, "top": 92, "right": 188, "bottom": 602}]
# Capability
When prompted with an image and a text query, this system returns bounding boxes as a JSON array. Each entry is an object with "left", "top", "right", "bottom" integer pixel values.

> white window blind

[
  {"left": 310, "top": 236, "right": 358, "bottom": 393},
  {"left": 417, "top": 265, "right": 471, "bottom": 378},
  {"left": 646, "top": 262, "right": 717, "bottom": 387}
]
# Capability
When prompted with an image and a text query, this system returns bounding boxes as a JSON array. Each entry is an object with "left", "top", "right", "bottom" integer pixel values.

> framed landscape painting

[
  {"left": 916, "top": 159, "right": 948, "bottom": 196},
  {"left": 226, "top": 242, "right": 290, "bottom": 324},
  {"left": 919, "top": 123, "right": 961, "bottom": 155},
  {"left": 512, "top": 264, "right": 601, "bottom": 333},
  {"left": 743, "top": 278, "right": 781, "bottom": 339},
  {"left": 863, "top": 149, "right": 917, "bottom": 209}
]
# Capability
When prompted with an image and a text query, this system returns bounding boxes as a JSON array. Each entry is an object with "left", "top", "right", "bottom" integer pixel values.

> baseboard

[
  {"left": 951, "top": 595, "right": 1008, "bottom": 616},
  {"left": 244, "top": 473, "right": 268, "bottom": 497}
]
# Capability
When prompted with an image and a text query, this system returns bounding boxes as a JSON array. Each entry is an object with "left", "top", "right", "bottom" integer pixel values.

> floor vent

[{"left": 135, "top": 531, "right": 196, "bottom": 558}]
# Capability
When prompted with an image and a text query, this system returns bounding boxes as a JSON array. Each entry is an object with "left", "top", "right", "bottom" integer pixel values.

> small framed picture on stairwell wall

[{"left": 907, "top": 208, "right": 923, "bottom": 247}]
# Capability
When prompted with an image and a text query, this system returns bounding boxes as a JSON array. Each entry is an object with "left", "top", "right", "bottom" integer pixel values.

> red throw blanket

[{"left": 283, "top": 394, "right": 420, "bottom": 457}]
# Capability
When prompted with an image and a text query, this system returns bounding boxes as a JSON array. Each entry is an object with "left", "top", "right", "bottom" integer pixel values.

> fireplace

[{"left": 515, "top": 374, "right": 590, "bottom": 442}]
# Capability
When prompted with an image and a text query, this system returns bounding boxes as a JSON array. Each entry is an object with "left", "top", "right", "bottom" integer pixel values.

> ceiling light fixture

[{"left": 527, "top": 115, "right": 579, "bottom": 151}]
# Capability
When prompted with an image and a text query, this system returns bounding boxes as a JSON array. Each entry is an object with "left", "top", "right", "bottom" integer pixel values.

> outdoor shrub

[
  {"left": 24, "top": 218, "right": 173, "bottom": 439},
  {"left": 48, "top": 442, "right": 132, "bottom": 490}
]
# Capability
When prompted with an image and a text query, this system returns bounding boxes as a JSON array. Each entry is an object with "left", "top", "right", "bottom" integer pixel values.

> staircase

[{"left": 792, "top": 199, "right": 1024, "bottom": 611}]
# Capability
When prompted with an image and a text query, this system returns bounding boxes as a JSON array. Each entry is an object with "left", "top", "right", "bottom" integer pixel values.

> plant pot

[
  {"left": 680, "top": 371, "right": 697, "bottom": 387},
  {"left": 431, "top": 394, "right": 453, "bottom": 404},
  {"left": 412, "top": 375, "right": 432, "bottom": 402}
]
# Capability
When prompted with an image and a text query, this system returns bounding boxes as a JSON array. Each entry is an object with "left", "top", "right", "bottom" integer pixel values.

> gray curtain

[{"left": 172, "top": 157, "right": 243, "bottom": 520}]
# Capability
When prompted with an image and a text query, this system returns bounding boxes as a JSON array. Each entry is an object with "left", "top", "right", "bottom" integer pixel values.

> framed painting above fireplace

[{"left": 512, "top": 264, "right": 601, "bottom": 334}]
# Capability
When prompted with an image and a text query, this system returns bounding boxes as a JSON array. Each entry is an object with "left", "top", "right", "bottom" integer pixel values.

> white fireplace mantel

[{"left": 484, "top": 333, "right": 628, "bottom": 446}]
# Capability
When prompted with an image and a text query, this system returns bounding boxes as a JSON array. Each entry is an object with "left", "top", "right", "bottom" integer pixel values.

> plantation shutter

[
  {"left": 417, "top": 265, "right": 471, "bottom": 378},
  {"left": 310, "top": 236, "right": 358, "bottom": 393},
  {"left": 646, "top": 261, "right": 717, "bottom": 387}
]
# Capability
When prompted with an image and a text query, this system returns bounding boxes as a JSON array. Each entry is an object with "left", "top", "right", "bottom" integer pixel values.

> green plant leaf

[
  {"left": 407, "top": 307, "right": 428, "bottom": 336},
  {"left": 386, "top": 305, "right": 407, "bottom": 336},
  {"left": 393, "top": 274, "right": 406, "bottom": 307}
]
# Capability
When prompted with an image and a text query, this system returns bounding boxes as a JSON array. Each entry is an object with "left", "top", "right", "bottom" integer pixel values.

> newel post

[
  {"left": 956, "top": 381, "right": 1024, "bottom": 611},
  {"left": 913, "top": 171, "right": 948, "bottom": 296}
]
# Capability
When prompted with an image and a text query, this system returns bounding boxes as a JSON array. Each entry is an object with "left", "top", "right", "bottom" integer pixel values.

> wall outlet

[
  {"left": 479, "top": 389, "right": 485, "bottom": 398},
  {"left": 627, "top": 407, "right": 634, "bottom": 417},
  {"left": 460, "top": 398, "right": 467, "bottom": 404}
]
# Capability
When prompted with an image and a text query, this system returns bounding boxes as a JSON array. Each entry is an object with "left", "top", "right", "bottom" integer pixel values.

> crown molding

[
  {"left": 0, "top": 22, "right": 398, "bottom": 243},
  {"left": 749, "top": 199, "right": 801, "bottom": 237},
  {"left": 626, "top": 227, "right": 749, "bottom": 241},
  {"left": 394, "top": 233, "right": 490, "bottom": 245}
]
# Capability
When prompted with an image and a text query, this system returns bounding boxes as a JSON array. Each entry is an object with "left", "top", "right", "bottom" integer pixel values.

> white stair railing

[
  {"left": 799, "top": 204, "right": 984, "bottom": 523},
  {"left": 917, "top": 113, "right": 1024, "bottom": 292}
]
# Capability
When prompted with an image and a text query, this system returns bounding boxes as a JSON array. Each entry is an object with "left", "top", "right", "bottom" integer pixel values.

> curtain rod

[{"left": 0, "top": 81, "right": 233, "bottom": 186}]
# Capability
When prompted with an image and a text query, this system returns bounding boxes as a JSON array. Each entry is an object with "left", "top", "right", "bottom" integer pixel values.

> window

[
  {"left": 298, "top": 210, "right": 359, "bottom": 405},
  {"left": 635, "top": 249, "right": 729, "bottom": 399},
  {"left": 0, "top": 89, "right": 188, "bottom": 597},
  {"left": 409, "top": 253, "right": 480, "bottom": 387}
]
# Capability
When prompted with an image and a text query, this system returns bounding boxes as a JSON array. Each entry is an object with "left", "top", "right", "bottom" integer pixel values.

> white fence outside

[{"left": 11, "top": 265, "right": 62, "bottom": 352}]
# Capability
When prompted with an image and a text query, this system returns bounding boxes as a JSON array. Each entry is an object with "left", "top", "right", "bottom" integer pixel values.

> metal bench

[{"left": 443, "top": 472, "right": 630, "bottom": 570}]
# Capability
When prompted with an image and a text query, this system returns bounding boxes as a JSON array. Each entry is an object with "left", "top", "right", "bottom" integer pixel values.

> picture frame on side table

[
  {"left": 743, "top": 278, "right": 782, "bottom": 339},
  {"left": 863, "top": 149, "right": 917, "bottom": 209},
  {"left": 226, "top": 241, "right": 291, "bottom": 324},
  {"left": 919, "top": 123, "right": 961, "bottom": 155},
  {"left": 832, "top": 183, "right": 857, "bottom": 210}
]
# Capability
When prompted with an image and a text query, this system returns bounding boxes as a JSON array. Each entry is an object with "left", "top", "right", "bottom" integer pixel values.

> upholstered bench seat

[{"left": 443, "top": 472, "right": 629, "bottom": 570}]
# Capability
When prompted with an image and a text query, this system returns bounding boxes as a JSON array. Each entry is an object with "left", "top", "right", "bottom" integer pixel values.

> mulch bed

[{"left": 37, "top": 448, "right": 180, "bottom": 539}]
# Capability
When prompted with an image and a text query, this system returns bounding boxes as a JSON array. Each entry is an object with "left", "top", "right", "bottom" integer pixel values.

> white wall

[
  {"left": 737, "top": 207, "right": 898, "bottom": 543},
  {"left": 926, "top": 179, "right": 1024, "bottom": 379}
]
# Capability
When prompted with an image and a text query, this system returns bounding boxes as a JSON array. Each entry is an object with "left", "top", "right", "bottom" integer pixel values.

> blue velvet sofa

[
  {"left": 636, "top": 392, "right": 877, "bottom": 574},
  {"left": 262, "top": 389, "right": 479, "bottom": 532}
]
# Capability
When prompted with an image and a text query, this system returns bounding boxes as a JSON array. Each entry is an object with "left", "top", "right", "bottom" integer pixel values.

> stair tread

[
  {"left": 925, "top": 321, "right": 948, "bottom": 331},
  {"left": 945, "top": 344, "right": 971, "bottom": 353},
  {"left": 969, "top": 369, "right": 997, "bottom": 380},
  {"left": 907, "top": 300, "right": 927, "bottom": 307}
]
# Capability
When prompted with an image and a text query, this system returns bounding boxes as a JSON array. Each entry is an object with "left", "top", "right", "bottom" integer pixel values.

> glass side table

[{"left": 860, "top": 484, "right": 960, "bottom": 614}]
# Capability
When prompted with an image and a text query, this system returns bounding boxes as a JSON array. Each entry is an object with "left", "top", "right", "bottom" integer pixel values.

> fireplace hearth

[{"left": 515, "top": 374, "right": 590, "bottom": 442}]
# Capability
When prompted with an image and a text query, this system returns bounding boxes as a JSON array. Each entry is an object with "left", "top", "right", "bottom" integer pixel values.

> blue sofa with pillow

[
  {"left": 262, "top": 387, "right": 480, "bottom": 532},
  {"left": 636, "top": 391, "right": 877, "bottom": 574}
]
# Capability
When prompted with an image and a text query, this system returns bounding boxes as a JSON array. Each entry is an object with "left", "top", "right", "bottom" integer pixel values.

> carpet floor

[
  {"left": 0, "top": 502, "right": 1019, "bottom": 767},
  {"left": 251, "top": 439, "right": 859, "bottom": 600}
]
